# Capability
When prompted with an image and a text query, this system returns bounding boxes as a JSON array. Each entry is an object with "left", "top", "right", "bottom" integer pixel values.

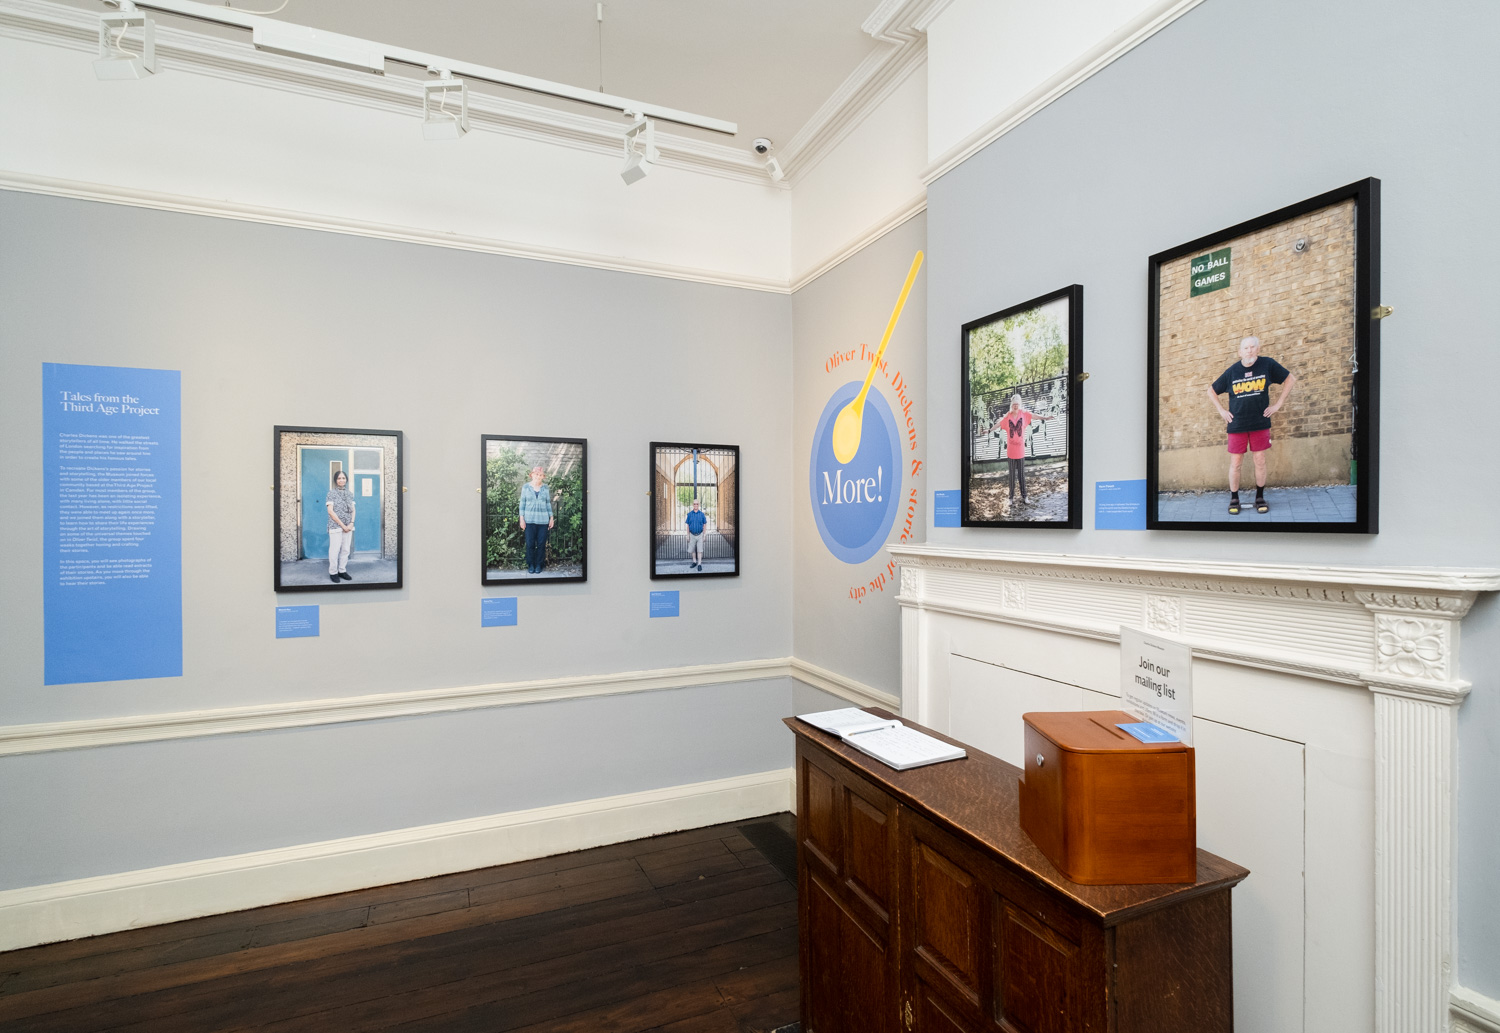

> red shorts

[{"left": 1227, "top": 429, "right": 1271, "bottom": 454}]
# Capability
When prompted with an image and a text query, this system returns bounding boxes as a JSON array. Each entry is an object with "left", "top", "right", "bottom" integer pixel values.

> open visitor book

[{"left": 797, "top": 708, "right": 967, "bottom": 771}]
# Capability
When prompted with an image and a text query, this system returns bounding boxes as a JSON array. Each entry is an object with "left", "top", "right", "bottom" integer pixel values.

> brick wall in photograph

[{"left": 1157, "top": 199, "right": 1356, "bottom": 489}]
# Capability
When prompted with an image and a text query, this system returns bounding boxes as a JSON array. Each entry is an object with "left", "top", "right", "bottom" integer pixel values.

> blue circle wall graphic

[{"left": 810, "top": 381, "right": 903, "bottom": 565}]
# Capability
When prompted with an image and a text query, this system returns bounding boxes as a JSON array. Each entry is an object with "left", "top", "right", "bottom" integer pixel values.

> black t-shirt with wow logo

[{"left": 1211, "top": 356, "right": 1290, "bottom": 434}]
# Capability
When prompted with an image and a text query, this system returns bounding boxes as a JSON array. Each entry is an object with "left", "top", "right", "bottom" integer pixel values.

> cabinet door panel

[
  {"left": 916, "top": 981, "right": 987, "bottom": 1033},
  {"left": 801, "top": 752, "right": 840, "bottom": 875},
  {"left": 910, "top": 838, "right": 983, "bottom": 1009},
  {"left": 993, "top": 898, "right": 1081, "bottom": 1033},
  {"left": 806, "top": 870, "right": 892, "bottom": 1033},
  {"left": 844, "top": 785, "right": 893, "bottom": 922},
  {"left": 807, "top": 873, "right": 845, "bottom": 1033}
]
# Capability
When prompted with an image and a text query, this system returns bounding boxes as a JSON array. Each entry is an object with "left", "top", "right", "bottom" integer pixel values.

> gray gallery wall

[
  {"left": 923, "top": 0, "right": 1500, "bottom": 994},
  {"left": 791, "top": 213, "right": 927, "bottom": 700},
  {"left": 0, "top": 191, "right": 798, "bottom": 889}
]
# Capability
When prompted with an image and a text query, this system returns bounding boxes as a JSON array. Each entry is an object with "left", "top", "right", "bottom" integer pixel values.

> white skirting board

[
  {"left": 1452, "top": 986, "right": 1500, "bottom": 1033},
  {"left": 0, "top": 766, "right": 794, "bottom": 953}
]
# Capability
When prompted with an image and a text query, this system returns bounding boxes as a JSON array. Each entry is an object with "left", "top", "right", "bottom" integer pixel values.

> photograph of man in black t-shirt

[{"left": 1205, "top": 335, "right": 1298, "bottom": 514}]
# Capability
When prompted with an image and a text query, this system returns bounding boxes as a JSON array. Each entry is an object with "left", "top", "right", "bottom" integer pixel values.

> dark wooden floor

[{"left": 0, "top": 814, "right": 801, "bottom": 1033}]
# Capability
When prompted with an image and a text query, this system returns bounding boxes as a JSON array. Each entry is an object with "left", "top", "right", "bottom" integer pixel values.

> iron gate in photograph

[
  {"left": 970, "top": 374, "right": 1068, "bottom": 463},
  {"left": 653, "top": 445, "right": 738, "bottom": 566}
]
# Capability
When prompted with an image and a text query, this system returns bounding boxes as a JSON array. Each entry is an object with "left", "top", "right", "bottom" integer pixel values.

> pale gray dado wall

[
  {"left": 0, "top": 190, "right": 795, "bottom": 889},
  {"left": 923, "top": 0, "right": 1500, "bottom": 995},
  {"left": 791, "top": 213, "right": 926, "bottom": 700}
]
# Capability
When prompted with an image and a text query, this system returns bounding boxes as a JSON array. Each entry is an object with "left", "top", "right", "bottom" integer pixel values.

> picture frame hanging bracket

[{"left": 1371, "top": 305, "right": 1393, "bottom": 319}]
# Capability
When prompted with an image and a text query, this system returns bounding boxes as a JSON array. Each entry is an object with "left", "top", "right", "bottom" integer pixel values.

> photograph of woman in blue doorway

[
  {"left": 481, "top": 435, "right": 587, "bottom": 584},
  {"left": 273, "top": 426, "right": 403, "bottom": 592}
]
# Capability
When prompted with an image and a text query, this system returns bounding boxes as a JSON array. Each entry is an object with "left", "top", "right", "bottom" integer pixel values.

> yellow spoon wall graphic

[{"left": 831, "top": 250, "right": 924, "bottom": 464}]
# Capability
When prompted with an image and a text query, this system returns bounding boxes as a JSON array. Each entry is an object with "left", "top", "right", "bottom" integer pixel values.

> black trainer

[
  {"left": 329, "top": 574, "right": 340, "bottom": 583},
  {"left": 339, "top": 571, "right": 353, "bottom": 580}
]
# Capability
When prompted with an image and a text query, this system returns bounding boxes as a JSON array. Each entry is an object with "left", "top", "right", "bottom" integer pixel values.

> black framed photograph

[
  {"left": 650, "top": 442, "right": 739, "bottom": 579},
  {"left": 1148, "top": 178, "right": 1380, "bottom": 532},
  {"left": 274, "top": 426, "right": 403, "bottom": 592},
  {"left": 481, "top": 435, "right": 587, "bottom": 584},
  {"left": 961, "top": 284, "right": 1084, "bottom": 528}
]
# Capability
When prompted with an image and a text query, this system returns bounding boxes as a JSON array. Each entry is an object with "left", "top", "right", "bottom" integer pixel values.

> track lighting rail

[{"left": 101, "top": 0, "right": 738, "bottom": 136}]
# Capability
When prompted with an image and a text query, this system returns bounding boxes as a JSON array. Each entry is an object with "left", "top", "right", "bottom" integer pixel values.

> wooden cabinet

[{"left": 789, "top": 713, "right": 1249, "bottom": 1033}]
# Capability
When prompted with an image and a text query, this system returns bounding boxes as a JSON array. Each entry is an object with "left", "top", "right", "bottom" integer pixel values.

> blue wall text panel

[{"left": 43, "top": 363, "right": 182, "bottom": 684}]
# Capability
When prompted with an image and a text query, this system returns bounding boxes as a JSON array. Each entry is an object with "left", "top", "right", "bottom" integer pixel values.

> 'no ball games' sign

[{"left": 1189, "top": 247, "right": 1231, "bottom": 297}]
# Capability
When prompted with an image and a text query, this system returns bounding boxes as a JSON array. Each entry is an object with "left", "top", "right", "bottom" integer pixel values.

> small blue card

[
  {"left": 275, "top": 605, "right": 319, "bottom": 639},
  {"left": 933, "top": 490, "right": 961, "bottom": 528},
  {"left": 649, "top": 590, "right": 680, "bottom": 618},
  {"left": 1095, "top": 479, "right": 1147, "bottom": 529},
  {"left": 1117, "top": 721, "right": 1179, "bottom": 743},
  {"left": 482, "top": 597, "right": 518, "bottom": 627}
]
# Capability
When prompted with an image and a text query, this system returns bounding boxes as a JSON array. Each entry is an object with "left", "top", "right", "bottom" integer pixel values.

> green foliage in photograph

[
  {"left": 967, "top": 306, "right": 1067, "bottom": 421},
  {"left": 484, "top": 445, "right": 585, "bottom": 569}
]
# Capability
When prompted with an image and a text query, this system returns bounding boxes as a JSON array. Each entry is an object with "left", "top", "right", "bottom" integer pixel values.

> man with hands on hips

[{"left": 1205, "top": 335, "right": 1297, "bottom": 515}]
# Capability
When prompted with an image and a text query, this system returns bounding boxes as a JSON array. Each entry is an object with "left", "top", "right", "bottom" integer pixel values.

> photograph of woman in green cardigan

[{"left": 482, "top": 435, "right": 587, "bottom": 583}]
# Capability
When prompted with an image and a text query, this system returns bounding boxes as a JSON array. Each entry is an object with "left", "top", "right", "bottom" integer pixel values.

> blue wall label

[
  {"left": 275, "top": 605, "right": 320, "bottom": 638},
  {"left": 1095, "top": 480, "right": 1147, "bottom": 530},
  {"left": 809, "top": 381, "right": 904, "bottom": 565},
  {"left": 933, "top": 489, "right": 961, "bottom": 527},
  {"left": 482, "top": 597, "right": 518, "bottom": 627},
  {"left": 43, "top": 363, "right": 183, "bottom": 684},
  {"left": 649, "top": 590, "right": 680, "bottom": 618}
]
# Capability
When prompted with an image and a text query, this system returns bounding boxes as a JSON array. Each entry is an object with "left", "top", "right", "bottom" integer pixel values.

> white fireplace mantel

[{"left": 888, "top": 544, "right": 1500, "bottom": 1033}]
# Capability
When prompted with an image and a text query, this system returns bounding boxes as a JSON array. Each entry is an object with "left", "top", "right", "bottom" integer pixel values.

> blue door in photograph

[
  {"left": 299, "top": 448, "right": 348, "bottom": 560},
  {"left": 352, "top": 472, "right": 382, "bottom": 552}
]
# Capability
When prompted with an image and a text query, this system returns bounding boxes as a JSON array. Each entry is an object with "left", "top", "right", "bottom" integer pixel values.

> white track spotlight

[
  {"left": 421, "top": 69, "right": 468, "bottom": 140},
  {"left": 765, "top": 157, "right": 785, "bottom": 183},
  {"left": 94, "top": 2, "right": 156, "bottom": 80},
  {"left": 620, "top": 112, "right": 657, "bottom": 185}
]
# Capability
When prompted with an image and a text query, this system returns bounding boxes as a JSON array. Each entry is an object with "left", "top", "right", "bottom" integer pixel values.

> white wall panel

[
  {"left": 925, "top": 0, "right": 1161, "bottom": 160},
  {"left": 789, "top": 63, "right": 927, "bottom": 285}
]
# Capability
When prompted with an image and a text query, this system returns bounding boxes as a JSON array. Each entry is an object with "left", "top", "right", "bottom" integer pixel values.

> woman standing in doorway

[
  {"left": 326, "top": 469, "right": 356, "bottom": 583},
  {"left": 518, "top": 465, "right": 555, "bottom": 574}
]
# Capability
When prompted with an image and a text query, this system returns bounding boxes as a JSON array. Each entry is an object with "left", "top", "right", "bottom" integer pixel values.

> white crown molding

[
  {"left": 891, "top": 545, "right": 1500, "bottom": 1033},
  {"left": 790, "top": 190, "right": 926, "bottom": 293},
  {"left": 921, "top": 0, "right": 1207, "bottom": 185},
  {"left": 1453, "top": 986, "right": 1500, "bottom": 1033},
  {"left": 0, "top": 0, "right": 767, "bottom": 186},
  {"left": 789, "top": 657, "right": 900, "bottom": 711},
  {"left": 775, "top": 0, "right": 944, "bottom": 184},
  {"left": 0, "top": 171, "right": 792, "bottom": 293},
  {"left": 0, "top": 765, "right": 795, "bottom": 952},
  {"left": 0, "top": 654, "right": 887, "bottom": 756},
  {"left": 863, "top": 0, "right": 955, "bottom": 44}
]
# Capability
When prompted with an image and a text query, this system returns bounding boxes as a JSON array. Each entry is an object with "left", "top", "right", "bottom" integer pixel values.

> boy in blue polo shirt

[{"left": 684, "top": 499, "right": 708, "bottom": 571}]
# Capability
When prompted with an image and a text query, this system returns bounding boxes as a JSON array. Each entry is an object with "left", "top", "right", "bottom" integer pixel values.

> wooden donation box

[
  {"left": 788, "top": 711, "right": 1248, "bottom": 1033},
  {"left": 1018, "top": 710, "right": 1197, "bottom": 885}
]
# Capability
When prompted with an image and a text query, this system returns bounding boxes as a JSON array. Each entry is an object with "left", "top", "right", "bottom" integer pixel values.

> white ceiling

[{"left": 207, "top": 0, "right": 887, "bottom": 151}]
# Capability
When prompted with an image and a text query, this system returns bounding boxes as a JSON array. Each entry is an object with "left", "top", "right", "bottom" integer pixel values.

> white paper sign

[{"left": 1120, "top": 626, "right": 1194, "bottom": 746}]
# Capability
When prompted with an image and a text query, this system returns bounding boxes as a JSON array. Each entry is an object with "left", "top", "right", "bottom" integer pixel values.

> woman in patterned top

[
  {"left": 518, "top": 465, "right": 555, "bottom": 574},
  {"left": 326, "top": 469, "right": 356, "bottom": 584}
]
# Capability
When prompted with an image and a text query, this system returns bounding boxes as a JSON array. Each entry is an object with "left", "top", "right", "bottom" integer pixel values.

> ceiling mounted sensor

[
  {"left": 620, "top": 113, "right": 657, "bottom": 185},
  {"left": 422, "top": 69, "right": 468, "bottom": 140},
  {"left": 765, "top": 158, "right": 784, "bottom": 183},
  {"left": 94, "top": 1, "right": 156, "bottom": 79}
]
